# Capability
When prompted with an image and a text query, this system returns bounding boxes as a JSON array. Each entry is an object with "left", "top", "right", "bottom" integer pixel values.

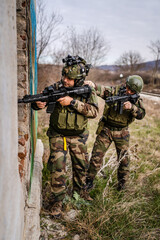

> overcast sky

[{"left": 45, "top": 0, "right": 160, "bottom": 65}]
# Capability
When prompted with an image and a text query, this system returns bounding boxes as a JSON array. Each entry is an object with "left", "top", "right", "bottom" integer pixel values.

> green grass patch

[{"left": 37, "top": 127, "right": 49, "bottom": 148}]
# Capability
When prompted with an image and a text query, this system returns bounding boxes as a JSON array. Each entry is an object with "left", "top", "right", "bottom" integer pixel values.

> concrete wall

[
  {"left": 25, "top": 139, "right": 44, "bottom": 240},
  {"left": 0, "top": 0, "right": 24, "bottom": 239}
]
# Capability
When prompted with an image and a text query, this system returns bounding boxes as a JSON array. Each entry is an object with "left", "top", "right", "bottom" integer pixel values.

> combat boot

[
  {"left": 50, "top": 201, "right": 63, "bottom": 219},
  {"left": 117, "top": 180, "right": 126, "bottom": 191},
  {"left": 80, "top": 190, "right": 93, "bottom": 201},
  {"left": 86, "top": 177, "right": 94, "bottom": 191}
]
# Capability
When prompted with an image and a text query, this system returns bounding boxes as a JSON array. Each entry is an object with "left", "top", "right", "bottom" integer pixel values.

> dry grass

[{"left": 37, "top": 75, "right": 160, "bottom": 239}]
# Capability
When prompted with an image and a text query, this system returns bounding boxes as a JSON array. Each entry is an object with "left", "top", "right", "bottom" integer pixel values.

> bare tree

[
  {"left": 51, "top": 49, "right": 67, "bottom": 65},
  {"left": 36, "top": 0, "right": 63, "bottom": 63},
  {"left": 148, "top": 40, "right": 160, "bottom": 83},
  {"left": 115, "top": 51, "right": 144, "bottom": 74},
  {"left": 81, "top": 28, "right": 110, "bottom": 66},
  {"left": 54, "top": 27, "right": 110, "bottom": 66}
]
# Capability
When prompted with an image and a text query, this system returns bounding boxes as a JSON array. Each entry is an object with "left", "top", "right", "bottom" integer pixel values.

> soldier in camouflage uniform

[
  {"left": 32, "top": 55, "right": 98, "bottom": 218},
  {"left": 86, "top": 75, "right": 146, "bottom": 191}
]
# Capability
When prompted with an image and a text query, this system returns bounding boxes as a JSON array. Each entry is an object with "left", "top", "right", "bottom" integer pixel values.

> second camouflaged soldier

[
  {"left": 86, "top": 75, "right": 146, "bottom": 191},
  {"left": 33, "top": 55, "right": 98, "bottom": 218}
]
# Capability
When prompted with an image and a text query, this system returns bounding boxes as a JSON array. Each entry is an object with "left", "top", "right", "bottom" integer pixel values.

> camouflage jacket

[
  {"left": 32, "top": 82, "right": 98, "bottom": 136},
  {"left": 95, "top": 84, "right": 146, "bottom": 128}
]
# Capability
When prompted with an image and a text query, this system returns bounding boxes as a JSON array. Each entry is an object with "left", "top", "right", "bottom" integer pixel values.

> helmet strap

[{"left": 74, "top": 78, "right": 84, "bottom": 87}]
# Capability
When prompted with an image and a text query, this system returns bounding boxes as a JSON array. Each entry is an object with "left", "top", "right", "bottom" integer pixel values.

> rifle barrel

[
  {"left": 18, "top": 85, "right": 91, "bottom": 104},
  {"left": 18, "top": 93, "right": 48, "bottom": 103}
]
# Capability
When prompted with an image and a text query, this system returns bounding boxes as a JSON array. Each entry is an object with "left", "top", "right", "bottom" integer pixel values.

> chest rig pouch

[{"left": 56, "top": 96, "right": 87, "bottom": 131}]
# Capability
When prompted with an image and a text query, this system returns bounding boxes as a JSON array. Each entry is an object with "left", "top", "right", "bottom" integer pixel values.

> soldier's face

[
  {"left": 126, "top": 86, "right": 135, "bottom": 95},
  {"left": 63, "top": 77, "right": 75, "bottom": 87}
]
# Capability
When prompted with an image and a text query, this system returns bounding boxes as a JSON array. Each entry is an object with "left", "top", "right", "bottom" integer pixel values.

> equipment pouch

[
  {"left": 76, "top": 114, "right": 86, "bottom": 130},
  {"left": 57, "top": 112, "right": 67, "bottom": 129},
  {"left": 96, "top": 120, "right": 104, "bottom": 135},
  {"left": 67, "top": 112, "right": 76, "bottom": 129}
]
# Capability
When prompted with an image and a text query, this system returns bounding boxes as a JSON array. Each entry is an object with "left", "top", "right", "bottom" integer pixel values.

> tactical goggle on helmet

[
  {"left": 62, "top": 55, "right": 91, "bottom": 86},
  {"left": 126, "top": 75, "right": 144, "bottom": 93}
]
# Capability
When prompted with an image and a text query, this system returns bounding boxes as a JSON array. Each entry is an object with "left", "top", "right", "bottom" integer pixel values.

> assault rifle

[
  {"left": 18, "top": 85, "right": 91, "bottom": 113},
  {"left": 105, "top": 87, "right": 140, "bottom": 114}
]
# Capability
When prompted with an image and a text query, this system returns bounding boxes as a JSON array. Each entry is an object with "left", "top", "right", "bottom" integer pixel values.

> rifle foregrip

[{"left": 46, "top": 102, "right": 56, "bottom": 113}]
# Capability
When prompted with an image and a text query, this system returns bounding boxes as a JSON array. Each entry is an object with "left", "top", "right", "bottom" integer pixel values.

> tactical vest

[
  {"left": 48, "top": 96, "right": 88, "bottom": 136},
  {"left": 101, "top": 85, "right": 135, "bottom": 128}
]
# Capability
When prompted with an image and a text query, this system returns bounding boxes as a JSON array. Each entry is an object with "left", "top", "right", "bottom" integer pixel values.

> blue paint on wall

[
  {"left": 29, "top": 0, "right": 38, "bottom": 193},
  {"left": 30, "top": 0, "right": 37, "bottom": 94}
]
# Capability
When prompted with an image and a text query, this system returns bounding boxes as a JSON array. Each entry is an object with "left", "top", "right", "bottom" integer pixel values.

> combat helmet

[
  {"left": 126, "top": 75, "right": 144, "bottom": 93},
  {"left": 62, "top": 55, "right": 91, "bottom": 86}
]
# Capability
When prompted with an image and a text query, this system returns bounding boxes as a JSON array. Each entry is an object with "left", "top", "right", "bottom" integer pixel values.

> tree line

[{"left": 36, "top": 0, "right": 160, "bottom": 83}]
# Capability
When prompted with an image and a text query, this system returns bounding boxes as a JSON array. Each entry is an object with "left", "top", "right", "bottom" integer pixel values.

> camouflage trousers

[
  {"left": 47, "top": 130, "right": 89, "bottom": 202},
  {"left": 88, "top": 126, "right": 130, "bottom": 185}
]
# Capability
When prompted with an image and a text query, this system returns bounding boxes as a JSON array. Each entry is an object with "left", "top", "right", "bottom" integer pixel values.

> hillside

[
  {"left": 98, "top": 60, "right": 160, "bottom": 72},
  {"left": 38, "top": 63, "right": 160, "bottom": 94}
]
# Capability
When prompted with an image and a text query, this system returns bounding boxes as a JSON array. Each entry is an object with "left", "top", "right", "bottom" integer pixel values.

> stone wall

[
  {"left": 0, "top": 0, "right": 42, "bottom": 238},
  {"left": 17, "top": 0, "right": 31, "bottom": 198},
  {"left": 0, "top": 0, "right": 24, "bottom": 239},
  {"left": 17, "top": 1, "right": 43, "bottom": 239}
]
